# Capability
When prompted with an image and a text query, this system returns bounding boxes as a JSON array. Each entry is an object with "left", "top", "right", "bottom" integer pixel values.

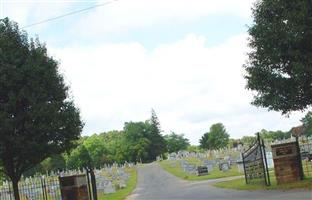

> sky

[{"left": 1, "top": 0, "right": 308, "bottom": 144}]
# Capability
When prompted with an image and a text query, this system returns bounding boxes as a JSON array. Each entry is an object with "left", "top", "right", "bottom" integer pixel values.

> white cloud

[
  {"left": 3, "top": 0, "right": 305, "bottom": 145},
  {"left": 71, "top": 0, "right": 254, "bottom": 36},
  {"left": 50, "top": 33, "right": 305, "bottom": 145}
]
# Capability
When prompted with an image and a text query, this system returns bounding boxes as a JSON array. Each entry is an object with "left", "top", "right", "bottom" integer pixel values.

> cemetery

[
  {"left": 1, "top": 0, "right": 312, "bottom": 199},
  {"left": 158, "top": 133, "right": 312, "bottom": 191},
  {"left": 159, "top": 150, "right": 244, "bottom": 181},
  {"left": 0, "top": 164, "right": 136, "bottom": 200},
  {"left": 213, "top": 136, "right": 312, "bottom": 190}
]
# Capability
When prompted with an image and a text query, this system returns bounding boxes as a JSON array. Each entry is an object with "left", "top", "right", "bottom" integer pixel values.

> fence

[
  {"left": 0, "top": 176, "right": 61, "bottom": 200},
  {"left": 0, "top": 164, "right": 133, "bottom": 200},
  {"left": 242, "top": 133, "right": 270, "bottom": 186},
  {"left": 298, "top": 136, "right": 312, "bottom": 177}
]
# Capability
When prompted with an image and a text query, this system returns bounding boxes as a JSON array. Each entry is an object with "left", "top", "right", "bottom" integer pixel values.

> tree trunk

[
  {"left": 90, "top": 169, "right": 98, "bottom": 200},
  {"left": 12, "top": 178, "right": 20, "bottom": 200}
]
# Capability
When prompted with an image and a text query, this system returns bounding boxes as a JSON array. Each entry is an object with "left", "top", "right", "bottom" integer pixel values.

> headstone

[
  {"left": 206, "top": 164, "right": 213, "bottom": 172},
  {"left": 118, "top": 180, "right": 126, "bottom": 188},
  {"left": 104, "top": 182, "right": 116, "bottom": 194},
  {"left": 219, "top": 163, "right": 229, "bottom": 172},
  {"left": 197, "top": 166, "right": 208, "bottom": 176},
  {"left": 236, "top": 160, "right": 244, "bottom": 173},
  {"left": 266, "top": 151, "right": 274, "bottom": 168}
]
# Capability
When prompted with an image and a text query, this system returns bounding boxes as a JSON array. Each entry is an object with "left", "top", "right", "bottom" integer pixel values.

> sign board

[
  {"left": 271, "top": 141, "right": 303, "bottom": 184},
  {"left": 59, "top": 174, "right": 89, "bottom": 200}
]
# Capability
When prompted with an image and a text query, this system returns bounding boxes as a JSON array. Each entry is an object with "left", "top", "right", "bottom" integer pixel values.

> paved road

[{"left": 126, "top": 163, "right": 312, "bottom": 200}]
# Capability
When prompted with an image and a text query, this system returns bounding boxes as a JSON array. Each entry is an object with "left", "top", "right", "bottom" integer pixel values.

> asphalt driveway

[{"left": 126, "top": 163, "right": 312, "bottom": 200}]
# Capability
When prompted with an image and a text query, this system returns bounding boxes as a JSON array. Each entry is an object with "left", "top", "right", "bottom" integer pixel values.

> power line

[
  {"left": 4, "top": 1, "right": 109, "bottom": 3},
  {"left": 21, "top": 0, "right": 119, "bottom": 29}
]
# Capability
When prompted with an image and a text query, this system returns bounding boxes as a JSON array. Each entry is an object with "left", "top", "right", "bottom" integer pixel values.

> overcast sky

[{"left": 2, "top": 0, "right": 307, "bottom": 144}]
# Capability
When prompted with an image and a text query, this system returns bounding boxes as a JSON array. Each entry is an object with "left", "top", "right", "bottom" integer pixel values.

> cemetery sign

[
  {"left": 271, "top": 140, "right": 303, "bottom": 184},
  {"left": 59, "top": 174, "right": 89, "bottom": 200}
]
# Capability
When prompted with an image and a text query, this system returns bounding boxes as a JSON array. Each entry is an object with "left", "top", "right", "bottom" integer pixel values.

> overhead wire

[{"left": 21, "top": 0, "right": 119, "bottom": 29}]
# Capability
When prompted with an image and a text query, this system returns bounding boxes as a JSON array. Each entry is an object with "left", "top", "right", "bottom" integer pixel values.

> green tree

[
  {"left": 24, "top": 154, "right": 68, "bottom": 175},
  {"left": 259, "top": 129, "right": 291, "bottom": 142},
  {"left": 244, "top": 0, "right": 312, "bottom": 114},
  {"left": 123, "top": 111, "right": 167, "bottom": 163},
  {"left": 146, "top": 109, "right": 167, "bottom": 161},
  {"left": 199, "top": 123, "right": 229, "bottom": 150},
  {"left": 41, "top": 154, "right": 66, "bottom": 172},
  {"left": 66, "top": 145, "right": 92, "bottom": 170},
  {"left": 0, "top": 164, "right": 4, "bottom": 183},
  {"left": 101, "top": 130, "right": 127, "bottom": 163},
  {"left": 187, "top": 145, "right": 202, "bottom": 153},
  {"left": 301, "top": 111, "right": 312, "bottom": 137},
  {"left": 83, "top": 134, "right": 108, "bottom": 168},
  {"left": 241, "top": 136, "right": 256, "bottom": 147},
  {"left": 164, "top": 132, "right": 190, "bottom": 153},
  {"left": 0, "top": 19, "right": 83, "bottom": 200},
  {"left": 123, "top": 121, "right": 151, "bottom": 162}
]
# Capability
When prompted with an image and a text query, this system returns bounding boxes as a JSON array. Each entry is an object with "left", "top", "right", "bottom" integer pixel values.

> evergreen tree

[{"left": 146, "top": 109, "right": 167, "bottom": 161}]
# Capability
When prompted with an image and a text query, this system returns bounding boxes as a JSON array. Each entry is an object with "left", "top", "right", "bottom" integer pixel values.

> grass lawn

[
  {"left": 98, "top": 167, "right": 137, "bottom": 200},
  {"left": 158, "top": 159, "right": 243, "bottom": 181},
  {"left": 213, "top": 174, "right": 312, "bottom": 191}
]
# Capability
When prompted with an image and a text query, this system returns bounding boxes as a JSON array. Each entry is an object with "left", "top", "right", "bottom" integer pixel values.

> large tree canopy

[
  {"left": 164, "top": 132, "right": 190, "bottom": 153},
  {"left": 301, "top": 111, "right": 312, "bottom": 137},
  {"left": 199, "top": 123, "right": 229, "bottom": 150},
  {"left": 0, "top": 18, "right": 83, "bottom": 200},
  {"left": 244, "top": 0, "right": 312, "bottom": 114}
]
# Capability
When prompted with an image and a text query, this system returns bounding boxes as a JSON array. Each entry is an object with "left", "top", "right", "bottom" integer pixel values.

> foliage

[
  {"left": 301, "top": 111, "right": 312, "bottom": 137},
  {"left": 0, "top": 18, "right": 83, "bottom": 200},
  {"left": 187, "top": 145, "right": 203, "bottom": 153},
  {"left": 244, "top": 0, "right": 312, "bottom": 114},
  {"left": 199, "top": 123, "right": 229, "bottom": 150},
  {"left": 164, "top": 132, "right": 190, "bottom": 153},
  {"left": 67, "top": 110, "right": 167, "bottom": 166},
  {"left": 123, "top": 121, "right": 151, "bottom": 162},
  {"left": 100, "top": 130, "right": 127, "bottom": 164},
  {"left": 25, "top": 154, "right": 66, "bottom": 176},
  {"left": 241, "top": 136, "right": 256, "bottom": 147},
  {"left": 66, "top": 145, "right": 92, "bottom": 170},
  {"left": 83, "top": 134, "right": 108, "bottom": 168},
  {"left": 259, "top": 129, "right": 291, "bottom": 142},
  {"left": 0, "top": 164, "right": 4, "bottom": 183},
  {"left": 122, "top": 110, "right": 167, "bottom": 162},
  {"left": 147, "top": 109, "right": 167, "bottom": 160},
  {"left": 32, "top": 111, "right": 167, "bottom": 172}
]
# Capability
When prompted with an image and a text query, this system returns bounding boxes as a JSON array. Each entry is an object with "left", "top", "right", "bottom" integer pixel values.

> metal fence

[
  {"left": 0, "top": 176, "right": 61, "bottom": 200},
  {"left": 298, "top": 136, "right": 312, "bottom": 177},
  {"left": 242, "top": 133, "right": 271, "bottom": 186}
]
